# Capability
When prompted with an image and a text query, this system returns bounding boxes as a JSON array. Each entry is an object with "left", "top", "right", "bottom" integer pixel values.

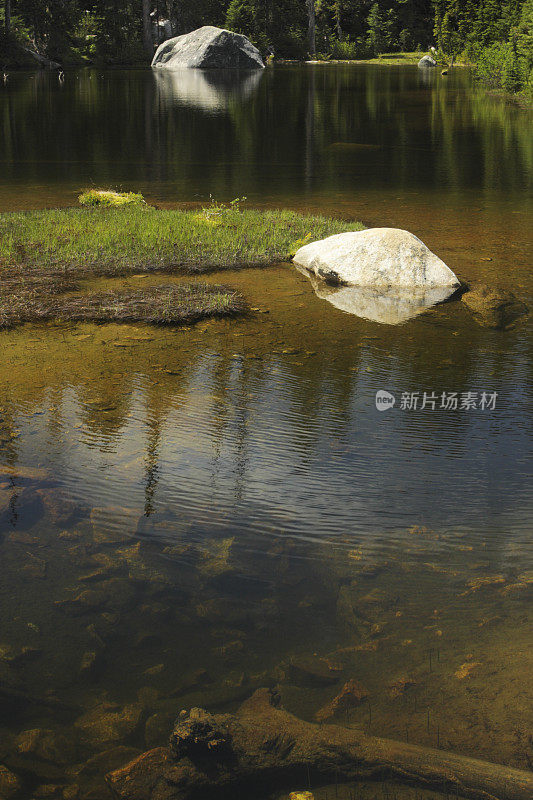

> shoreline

[{"left": 5, "top": 58, "right": 528, "bottom": 107}]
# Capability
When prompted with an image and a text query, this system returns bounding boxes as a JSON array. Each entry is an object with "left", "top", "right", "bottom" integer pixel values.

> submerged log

[{"left": 106, "top": 689, "right": 533, "bottom": 800}]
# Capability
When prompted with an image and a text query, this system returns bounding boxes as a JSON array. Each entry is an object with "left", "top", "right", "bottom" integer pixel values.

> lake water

[{"left": 0, "top": 65, "right": 532, "bottom": 800}]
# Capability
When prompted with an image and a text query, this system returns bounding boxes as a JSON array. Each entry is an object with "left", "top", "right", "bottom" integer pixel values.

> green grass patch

[
  {"left": 0, "top": 206, "right": 362, "bottom": 277},
  {"left": 361, "top": 52, "right": 425, "bottom": 64}
]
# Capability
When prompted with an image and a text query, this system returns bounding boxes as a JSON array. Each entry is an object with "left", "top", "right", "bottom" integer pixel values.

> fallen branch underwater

[{"left": 107, "top": 689, "right": 533, "bottom": 800}]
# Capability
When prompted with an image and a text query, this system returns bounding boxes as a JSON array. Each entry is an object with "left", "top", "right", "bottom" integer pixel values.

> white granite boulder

[
  {"left": 292, "top": 228, "right": 459, "bottom": 289},
  {"left": 151, "top": 26, "right": 264, "bottom": 70}
]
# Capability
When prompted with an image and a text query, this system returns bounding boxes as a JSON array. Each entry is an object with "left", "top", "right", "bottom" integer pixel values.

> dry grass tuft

[{"left": 0, "top": 275, "right": 245, "bottom": 330}]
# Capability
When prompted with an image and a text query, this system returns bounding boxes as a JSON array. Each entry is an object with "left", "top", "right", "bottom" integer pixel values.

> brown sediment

[{"left": 106, "top": 689, "right": 533, "bottom": 800}]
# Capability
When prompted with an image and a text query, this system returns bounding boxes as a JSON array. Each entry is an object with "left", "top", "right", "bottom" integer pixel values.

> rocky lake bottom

[{"left": 1, "top": 479, "right": 532, "bottom": 799}]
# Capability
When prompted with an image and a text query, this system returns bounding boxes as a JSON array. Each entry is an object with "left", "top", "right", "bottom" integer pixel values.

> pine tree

[
  {"left": 367, "top": 3, "right": 391, "bottom": 55},
  {"left": 306, "top": 0, "right": 316, "bottom": 56},
  {"left": 4, "top": 0, "right": 11, "bottom": 35}
]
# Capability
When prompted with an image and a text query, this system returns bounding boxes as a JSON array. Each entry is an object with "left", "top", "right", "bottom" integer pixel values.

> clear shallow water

[{"left": 0, "top": 65, "right": 532, "bottom": 799}]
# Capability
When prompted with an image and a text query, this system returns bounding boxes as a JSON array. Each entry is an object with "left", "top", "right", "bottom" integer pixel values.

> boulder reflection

[
  {"left": 296, "top": 266, "right": 457, "bottom": 324},
  {"left": 153, "top": 68, "right": 263, "bottom": 113}
]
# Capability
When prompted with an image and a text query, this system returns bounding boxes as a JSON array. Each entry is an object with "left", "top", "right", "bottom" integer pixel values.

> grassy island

[{"left": 0, "top": 205, "right": 361, "bottom": 330}]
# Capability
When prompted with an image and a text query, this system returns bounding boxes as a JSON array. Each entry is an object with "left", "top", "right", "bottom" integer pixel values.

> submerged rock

[
  {"left": 0, "top": 660, "right": 22, "bottom": 695},
  {"left": 388, "top": 676, "right": 417, "bottom": 698},
  {"left": 79, "top": 650, "right": 99, "bottom": 677},
  {"left": 0, "top": 643, "right": 41, "bottom": 665},
  {"left": 15, "top": 728, "right": 77, "bottom": 765},
  {"left": 454, "top": 661, "right": 481, "bottom": 679},
  {"left": 22, "top": 557, "right": 47, "bottom": 579},
  {"left": 29, "top": 783, "right": 64, "bottom": 798},
  {"left": 0, "top": 465, "right": 50, "bottom": 481},
  {"left": 315, "top": 678, "right": 369, "bottom": 721},
  {"left": 336, "top": 585, "right": 365, "bottom": 635},
  {"left": 117, "top": 541, "right": 172, "bottom": 586},
  {"left": 462, "top": 575, "right": 506, "bottom": 595},
  {"left": 37, "top": 488, "right": 79, "bottom": 527},
  {"left": 197, "top": 537, "right": 236, "bottom": 587},
  {"left": 170, "top": 708, "right": 229, "bottom": 759},
  {"left": 170, "top": 668, "right": 213, "bottom": 698},
  {"left": 461, "top": 283, "right": 528, "bottom": 329},
  {"left": 418, "top": 55, "right": 436, "bottom": 68},
  {"left": 75, "top": 703, "right": 143, "bottom": 747},
  {"left": 0, "top": 488, "right": 10, "bottom": 522},
  {"left": 284, "top": 655, "right": 342, "bottom": 688},
  {"left": 90, "top": 506, "right": 139, "bottom": 545},
  {"left": 0, "top": 765, "right": 22, "bottom": 798},
  {"left": 152, "top": 26, "right": 264, "bottom": 70},
  {"left": 293, "top": 228, "right": 459, "bottom": 289},
  {"left": 74, "top": 746, "right": 142, "bottom": 778},
  {"left": 59, "top": 578, "right": 136, "bottom": 614}
]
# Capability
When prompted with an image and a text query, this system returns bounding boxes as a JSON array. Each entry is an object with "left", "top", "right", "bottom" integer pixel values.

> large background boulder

[
  {"left": 152, "top": 26, "right": 264, "bottom": 70},
  {"left": 418, "top": 55, "right": 436, "bottom": 68},
  {"left": 293, "top": 228, "right": 460, "bottom": 288}
]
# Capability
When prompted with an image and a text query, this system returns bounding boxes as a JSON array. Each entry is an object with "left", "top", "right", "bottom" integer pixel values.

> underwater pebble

[{"left": 0, "top": 765, "right": 22, "bottom": 798}]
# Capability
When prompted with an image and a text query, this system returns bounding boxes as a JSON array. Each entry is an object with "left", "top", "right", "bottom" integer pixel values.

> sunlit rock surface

[
  {"left": 293, "top": 228, "right": 460, "bottom": 289},
  {"left": 296, "top": 266, "right": 457, "bottom": 324},
  {"left": 153, "top": 68, "right": 263, "bottom": 113},
  {"left": 151, "top": 26, "right": 264, "bottom": 70}
]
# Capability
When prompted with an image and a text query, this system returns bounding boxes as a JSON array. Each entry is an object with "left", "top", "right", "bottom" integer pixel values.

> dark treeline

[{"left": 1, "top": 1, "right": 532, "bottom": 94}]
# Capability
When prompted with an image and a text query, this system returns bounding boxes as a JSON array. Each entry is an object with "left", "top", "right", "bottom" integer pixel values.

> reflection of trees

[
  {"left": 0, "top": 403, "right": 19, "bottom": 468},
  {"left": 75, "top": 373, "right": 134, "bottom": 448},
  {"left": 207, "top": 353, "right": 255, "bottom": 502},
  {"left": 429, "top": 73, "right": 533, "bottom": 196},
  {"left": 0, "top": 63, "right": 531, "bottom": 531},
  {"left": 142, "top": 399, "right": 162, "bottom": 518},
  {"left": 0, "top": 292, "right": 530, "bottom": 544},
  {"left": 2, "top": 65, "right": 531, "bottom": 203},
  {"left": 305, "top": 67, "right": 316, "bottom": 190}
]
